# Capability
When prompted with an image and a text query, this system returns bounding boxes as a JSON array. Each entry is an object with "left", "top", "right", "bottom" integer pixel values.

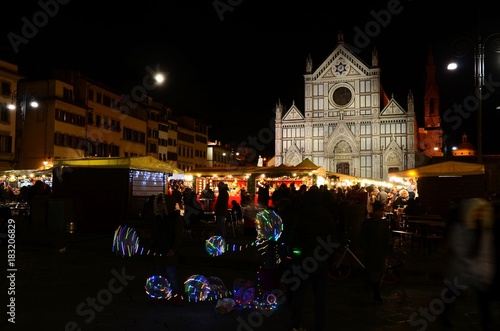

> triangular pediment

[
  {"left": 326, "top": 121, "right": 357, "bottom": 153},
  {"left": 311, "top": 44, "right": 374, "bottom": 81},
  {"left": 282, "top": 104, "right": 304, "bottom": 121},
  {"left": 284, "top": 142, "right": 302, "bottom": 166},
  {"left": 380, "top": 98, "right": 406, "bottom": 116}
]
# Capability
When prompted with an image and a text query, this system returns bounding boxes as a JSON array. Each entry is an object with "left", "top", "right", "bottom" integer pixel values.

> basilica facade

[{"left": 274, "top": 34, "right": 442, "bottom": 180}]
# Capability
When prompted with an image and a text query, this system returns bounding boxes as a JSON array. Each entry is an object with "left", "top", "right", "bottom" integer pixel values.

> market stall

[
  {"left": 185, "top": 159, "right": 331, "bottom": 209},
  {"left": 0, "top": 168, "right": 52, "bottom": 197},
  {"left": 388, "top": 161, "right": 486, "bottom": 218},
  {"left": 51, "top": 156, "right": 183, "bottom": 233}
]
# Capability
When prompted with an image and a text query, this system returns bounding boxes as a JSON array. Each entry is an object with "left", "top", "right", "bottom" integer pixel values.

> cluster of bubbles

[
  {"left": 114, "top": 208, "right": 283, "bottom": 310},
  {"left": 144, "top": 275, "right": 173, "bottom": 300},
  {"left": 112, "top": 225, "right": 140, "bottom": 257},
  {"left": 184, "top": 274, "right": 229, "bottom": 302},
  {"left": 255, "top": 209, "right": 283, "bottom": 244},
  {"left": 205, "top": 235, "right": 226, "bottom": 257}
]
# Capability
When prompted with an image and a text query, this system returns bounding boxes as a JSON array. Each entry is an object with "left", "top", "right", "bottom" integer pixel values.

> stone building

[{"left": 274, "top": 33, "right": 443, "bottom": 180}]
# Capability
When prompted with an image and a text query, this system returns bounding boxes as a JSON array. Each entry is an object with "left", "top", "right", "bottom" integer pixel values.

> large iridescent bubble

[
  {"left": 112, "top": 225, "right": 140, "bottom": 257},
  {"left": 144, "top": 275, "right": 173, "bottom": 300},
  {"left": 255, "top": 209, "right": 282, "bottom": 243},
  {"left": 184, "top": 274, "right": 230, "bottom": 302},
  {"left": 205, "top": 235, "right": 226, "bottom": 257},
  {"left": 184, "top": 274, "right": 211, "bottom": 302},
  {"left": 206, "top": 276, "right": 230, "bottom": 300}
]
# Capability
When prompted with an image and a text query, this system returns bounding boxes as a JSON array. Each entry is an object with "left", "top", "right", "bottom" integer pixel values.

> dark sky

[{"left": 1, "top": 0, "right": 500, "bottom": 156}]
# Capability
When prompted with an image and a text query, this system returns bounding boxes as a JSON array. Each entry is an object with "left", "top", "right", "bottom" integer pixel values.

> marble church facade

[{"left": 273, "top": 34, "right": 441, "bottom": 181}]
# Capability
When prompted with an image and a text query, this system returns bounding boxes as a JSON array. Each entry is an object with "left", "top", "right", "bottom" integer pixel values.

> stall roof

[
  {"left": 388, "top": 161, "right": 485, "bottom": 178},
  {"left": 0, "top": 168, "right": 52, "bottom": 177},
  {"left": 326, "top": 171, "right": 359, "bottom": 181},
  {"left": 52, "top": 156, "right": 184, "bottom": 174},
  {"left": 188, "top": 163, "right": 328, "bottom": 178},
  {"left": 188, "top": 166, "right": 258, "bottom": 177}
]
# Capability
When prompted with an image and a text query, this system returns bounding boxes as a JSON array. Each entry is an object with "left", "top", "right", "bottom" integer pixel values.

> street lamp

[
  {"left": 8, "top": 90, "right": 38, "bottom": 169},
  {"left": 447, "top": 26, "right": 500, "bottom": 164}
]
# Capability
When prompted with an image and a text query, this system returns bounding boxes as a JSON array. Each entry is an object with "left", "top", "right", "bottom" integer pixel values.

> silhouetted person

[{"left": 359, "top": 201, "right": 392, "bottom": 303}]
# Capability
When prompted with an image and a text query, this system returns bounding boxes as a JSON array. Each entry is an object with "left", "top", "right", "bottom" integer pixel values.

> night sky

[{"left": 1, "top": 0, "right": 499, "bottom": 156}]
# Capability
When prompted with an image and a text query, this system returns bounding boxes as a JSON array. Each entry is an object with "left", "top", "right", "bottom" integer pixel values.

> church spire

[
  {"left": 306, "top": 53, "right": 313, "bottom": 73},
  {"left": 407, "top": 89, "right": 414, "bottom": 114},
  {"left": 337, "top": 31, "right": 344, "bottom": 44},
  {"left": 372, "top": 46, "right": 379, "bottom": 67},
  {"left": 424, "top": 45, "right": 440, "bottom": 127},
  {"left": 419, "top": 45, "right": 444, "bottom": 157}
]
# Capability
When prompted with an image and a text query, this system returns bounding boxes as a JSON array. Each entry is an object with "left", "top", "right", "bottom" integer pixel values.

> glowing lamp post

[
  {"left": 8, "top": 90, "right": 38, "bottom": 169},
  {"left": 447, "top": 28, "right": 500, "bottom": 164}
]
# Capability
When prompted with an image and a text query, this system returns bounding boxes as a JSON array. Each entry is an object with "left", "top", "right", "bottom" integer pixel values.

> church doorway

[{"left": 336, "top": 162, "right": 350, "bottom": 175}]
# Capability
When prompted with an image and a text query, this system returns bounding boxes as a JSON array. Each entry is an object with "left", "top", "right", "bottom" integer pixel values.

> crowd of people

[{"left": 142, "top": 179, "right": 499, "bottom": 330}]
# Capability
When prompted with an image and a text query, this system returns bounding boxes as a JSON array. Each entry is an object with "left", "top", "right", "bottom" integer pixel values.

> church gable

[
  {"left": 282, "top": 104, "right": 304, "bottom": 121},
  {"left": 326, "top": 122, "right": 357, "bottom": 153},
  {"left": 312, "top": 44, "right": 372, "bottom": 81},
  {"left": 284, "top": 142, "right": 302, "bottom": 166},
  {"left": 380, "top": 98, "right": 406, "bottom": 116}
]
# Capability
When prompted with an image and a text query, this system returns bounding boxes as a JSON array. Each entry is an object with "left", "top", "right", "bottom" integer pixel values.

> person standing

[
  {"left": 285, "top": 186, "right": 336, "bottom": 331},
  {"left": 171, "top": 184, "right": 183, "bottom": 209},
  {"left": 182, "top": 187, "right": 204, "bottom": 225},
  {"left": 214, "top": 182, "right": 229, "bottom": 239},
  {"left": 393, "top": 189, "right": 410, "bottom": 210},
  {"left": 377, "top": 186, "right": 388, "bottom": 206},
  {"left": 441, "top": 197, "right": 498, "bottom": 330},
  {"left": 257, "top": 183, "right": 270, "bottom": 208},
  {"left": 240, "top": 187, "right": 251, "bottom": 207},
  {"left": 200, "top": 184, "right": 215, "bottom": 211},
  {"left": 151, "top": 193, "right": 184, "bottom": 306},
  {"left": 359, "top": 200, "right": 392, "bottom": 303}
]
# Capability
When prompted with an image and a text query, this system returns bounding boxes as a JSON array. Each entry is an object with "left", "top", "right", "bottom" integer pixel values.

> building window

[
  {"left": 360, "top": 155, "right": 372, "bottom": 178},
  {"left": 313, "top": 98, "right": 324, "bottom": 110},
  {"left": 312, "top": 156, "right": 324, "bottom": 168},
  {"left": 360, "top": 80, "right": 371, "bottom": 93},
  {"left": 111, "top": 119, "right": 120, "bottom": 132},
  {"left": 360, "top": 123, "right": 371, "bottom": 135},
  {"left": 1, "top": 82, "right": 11, "bottom": 96},
  {"left": 103, "top": 95, "right": 111, "bottom": 107},
  {"left": 313, "top": 84, "right": 324, "bottom": 96},
  {"left": 359, "top": 95, "right": 371, "bottom": 108},
  {"left": 0, "top": 134, "right": 12, "bottom": 153},
  {"left": 360, "top": 137, "right": 372, "bottom": 150},
  {"left": 381, "top": 122, "right": 407, "bottom": 134},
  {"left": 312, "top": 126, "right": 323, "bottom": 137},
  {"left": 63, "top": 87, "right": 73, "bottom": 100},
  {"left": 312, "top": 139, "right": 323, "bottom": 152},
  {"left": 87, "top": 112, "right": 93, "bottom": 125},
  {"left": 88, "top": 89, "right": 94, "bottom": 101},
  {"left": 0, "top": 105, "right": 10, "bottom": 122}
]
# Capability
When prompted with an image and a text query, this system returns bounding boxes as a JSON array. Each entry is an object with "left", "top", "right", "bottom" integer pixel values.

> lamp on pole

[
  {"left": 447, "top": 14, "right": 500, "bottom": 164},
  {"left": 8, "top": 90, "right": 38, "bottom": 169}
]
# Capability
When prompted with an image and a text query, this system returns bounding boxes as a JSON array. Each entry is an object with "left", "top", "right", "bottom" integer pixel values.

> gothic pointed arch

[
  {"left": 284, "top": 142, "right": 302, "bottom": 166},
  {"left": 325, "top": 122, "right": 357, "bottom": 153},
  {"left": 383, "top": 138, "right": 405, "bottom": 168}
]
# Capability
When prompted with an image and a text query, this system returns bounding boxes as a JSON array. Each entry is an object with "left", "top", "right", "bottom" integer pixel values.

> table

[
  {"left": 199, "top": 198, "right": 214, "bottom": 212},
  {"left": 392, "top": 230, "right": 419, "bottom": 251},
  {"left": 406, "top": 220, "right": 446, "bottom": 234},
  {"left": 405, "top": 214, "right": 443, "bottom": 221},
  {"left": 406, "top": 219, "right": 446, "bottom": 255}
]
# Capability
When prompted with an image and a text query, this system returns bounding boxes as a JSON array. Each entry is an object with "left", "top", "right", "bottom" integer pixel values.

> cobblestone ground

[{"left": 5, "top": 230, "right": 500, "bottom": 331}]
